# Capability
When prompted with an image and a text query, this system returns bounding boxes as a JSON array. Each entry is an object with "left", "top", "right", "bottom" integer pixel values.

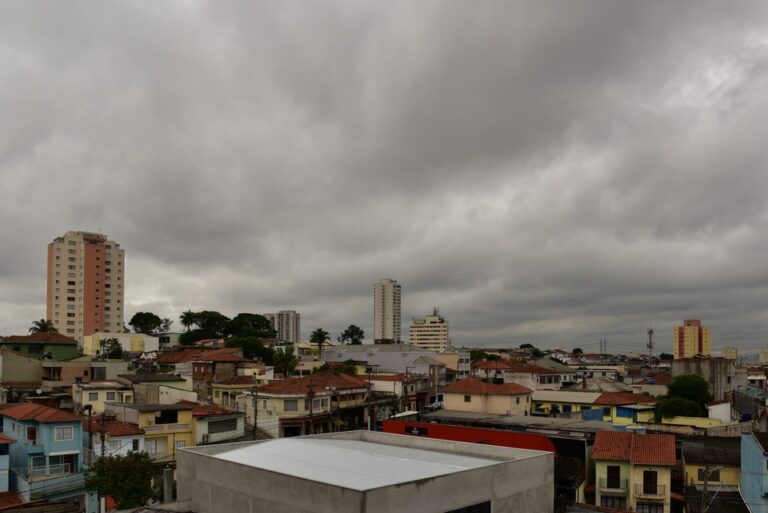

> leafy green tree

[
  {"left": 520, "top": 343, "right": 534, "bottom": 349},
  {"left": 667, "top": 374, "right": 713, "bottom": 407},
  {"left": 486, "top": 354, "right": 502, "bottom": 361},
  {"left": 658, "top": 353, "right": 674, "bottom": 361},
  {"left": 272, "top": 346, "right": 299, "bottom": 375},
  {"left": 310, "top": 328, "right": 330, "bottom": 359},
  {"left": 225, "top": 313, "right": 276, "bottom": 338},
  {"left": 160, "top": 318, "right": 173, "bottom": 332},
  {"left": 194, "top": 311, "right": 230, "bottom": 336},
  {"left": 338, "top": 324, "right": 365, "bottom": 345},
  {"left": 128, "top": 312, "right": 163, "bottom": 334},
  {"left": 179, "top": 310, "right": 196, "bottom": 331},
  {"left": 655, "top": 397, "right": 702, "bottom": 420},
  {"left": 225, "top": 337, "right": 274, "bottom": 362},
  {"left": 470, "top": 350, "right": 489, "bottom": 361},
  {"left": 29, "top": 319, "right": 56, "bottom": 334},
  {"left": 316, "top": 359, "right": 358, "bottom": 375},
  {"left": 572, "top": 348, "right": 583, "bottom": 355},
  {"left": 85, "top": 452, "right": 161, "bottom": 509},
  {"left": 100, "top": 338, "right": 123, "bottom": 359},
  {"left": 178, "top": 329, "right": 220, "bottom": 346}
]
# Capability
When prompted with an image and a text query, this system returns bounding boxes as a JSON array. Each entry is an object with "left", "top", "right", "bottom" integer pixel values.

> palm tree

[
  {"left": 29, "top": 319, "right": 56, "bottom": 334},
  {"left": 179, "top": 310, "right": 195, "bottom": 332},
  {"left": 310, "top": 328, "right": 330, "bottom": 360}
]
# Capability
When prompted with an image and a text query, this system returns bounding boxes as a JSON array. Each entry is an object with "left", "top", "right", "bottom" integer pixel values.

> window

[
  {"left": 284, "top": 399, "right": 298, "bottom": 412},
  {"left": 698, "top": 468, "right": 720, "bottom": 481},
  {"left": 106, "top": 392, "right": 116, "bottom": 401},
  {"left": 132, "top": 439, "right": 140, "bottom": 451},
  {"left": 26, "top": 426, "right": 37, "bottom": 444},
  {"left": 601, "top": 497, "right": 627, "bottom": 510},
  {"left": 606, "top": 465, "right": 621, "bottom": 488},
  {"left": 88, "top": 392, "right": 99, "bottom": 401},
  {"left": 175, "top": 441, "right": 186, "bottom": 449},
  {"left": 208, "top": 418, "right": 238, "bottom": 434},
  {"left": 637, "top": 503, "right": 663, "bottom": 513},
  {"left": 464, "top": 395, "right": 471, "bottom": 403},
  {"left": 30, "top": 455, "right": 46, "bottom": 472},
  {"left": 108, "top": 441, "right": 120, "bottom": 451},
  {"left": 155, "top": 411, "right": 178, "bottom": 424},
  {"left": 145, "top": 439, "right": 157, "bottom": 454},
  {"left": 516, "top": 397, "right": 520, "bottom": 404},
  {"left": 54, "top": 426, "right": 74, "bottom": 441}
]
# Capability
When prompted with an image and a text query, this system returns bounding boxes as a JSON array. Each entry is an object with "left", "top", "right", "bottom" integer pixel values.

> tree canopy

[
  {"left": 100, "top": 338, "right": 123, "bottom": 359},
  {"left": 658, "top": 353, "right": 674, "bottom": 361},
  {"left": 572, "top": 348, "right": 583, "bottom": 355},
  {"left": 310, "top": 328, "right": 330, "bottom": 357},
  {"left": 29, "top": 319, "right": 56, "bottom": 334},
  {"left": 667, "top": 374, "right": 713, "bottom": 406},
  {"left": 338, "top": 324, "right": 365, "bottom": 345},
  {"left": 316, "top": 359, "right": 358, "bottom": 375},
  {"left": 85, "top": 452, "right": 161, "bottom": 509},
  {"left": 272, "top": 346, "right": 299, "bottom": 375},
  {"left": 225, "top": 337, "right": 274, "bottom": 362},
  {"left": 128, "top": 312, "right": 164, "bottom": 334},
  {"left": 469, "top": 349, "right": 489, "bottom": 361},
  {"left": 178, "top": 311, "right": 275, "bottom": 345}
]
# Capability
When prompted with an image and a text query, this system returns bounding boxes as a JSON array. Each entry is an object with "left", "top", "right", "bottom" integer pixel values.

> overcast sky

[{"left": 2, "top": 1, "right": 768, "bottom": 353}]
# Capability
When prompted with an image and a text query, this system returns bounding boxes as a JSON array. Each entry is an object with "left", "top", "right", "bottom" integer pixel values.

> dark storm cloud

[{"left": 1, "top": 1, "right": 768, "bottom": 352}]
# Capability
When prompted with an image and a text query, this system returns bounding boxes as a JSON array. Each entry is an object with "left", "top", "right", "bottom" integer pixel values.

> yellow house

[
  {"left": 104, "top": 403, "right": 194, "bottom": 461},
  {"left": 73, "top": 381, "right": 133, "bottom": 414},
  {"left": 532, "top": 390, "right": 656, "bottom": 424},
  {"left": 442, "top": 377, "right": 531, "bottom": 415},
  {"left": 592, "top": 431, "right": 676, "bottom": 513},
  {"left": 681, "top": 437, "right": 741, "bottom": 490},
  {"left": 212, "top": 375, "right": 257, "bottom": 408},
  {"left": 82, "top": 332, "right": 160, "bottom": 355}
]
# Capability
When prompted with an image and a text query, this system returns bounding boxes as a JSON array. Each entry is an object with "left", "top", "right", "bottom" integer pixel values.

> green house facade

[{"left": 0, "top": 333, "right": 78, "bottom": 361}]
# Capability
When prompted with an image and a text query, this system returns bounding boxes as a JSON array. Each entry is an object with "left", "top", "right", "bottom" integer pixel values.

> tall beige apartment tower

[
  {"left": 373, "top": 278, "right": 401, "bottom": 344},
  {"left": 673, "top": 319, "right": 712, "bottom": 359},
  {"left": 409, "top": 309, "right": 449, "bottom": 352},
  {"left": 263, "top": 310, "right": 301, "bottom": 344},
  {"left": 46, "top": 231, "right": 125, "bottom": 341}
]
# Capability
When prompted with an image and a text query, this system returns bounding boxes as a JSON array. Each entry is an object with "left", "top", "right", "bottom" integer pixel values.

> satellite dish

[{"left": 36, "top": 389, "right": 42, "bottom": 395}]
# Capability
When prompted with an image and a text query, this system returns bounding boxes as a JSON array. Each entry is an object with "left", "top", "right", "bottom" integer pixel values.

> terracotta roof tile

[
  {"left": 258, "top": 373, "right": 367, "bottom": 395},
  {"left": 595, "top": 392, "right": 657, "bottom": 405},
  {"left": 0, "top": 492, "right": 23, "bottom": 511},
  {"left": 83, "top": 416, "right": 144, "bottom": 436},
  {"left": 2, "top": 333, "right": 77, "bottom": 344},
  {"left": 592, "top": 431, "right": 675, "bottom": 466},
  {"left": 443, "top": 377, "right": 531, "bottom": 396},
  {"left": 635, "top": 374, "right": 672, "bottom": 385},
  {"left": 157, "top": 347, "right": 244, "bottom": 364},
  {"left": 0, "top": 403, "right": 81, "bottom": 423},
  {"left": 0, "top": 434, "right": 14, "bottom": 444},
  {"left": 178, "top": 401, "right": 240, "bottom": 417},
  {"left": 215, "top": 375, "right": 256, "bottom": 386}
]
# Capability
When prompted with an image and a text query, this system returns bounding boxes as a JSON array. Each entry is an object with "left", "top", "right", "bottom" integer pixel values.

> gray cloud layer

[{"left": 2, "top": 1, "right": 768, "bottom": 353}]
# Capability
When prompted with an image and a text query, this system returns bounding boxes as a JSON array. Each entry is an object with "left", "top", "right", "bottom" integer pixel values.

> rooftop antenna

[{"left": 647, "top": 323, "right": 655, "bottom": 363}]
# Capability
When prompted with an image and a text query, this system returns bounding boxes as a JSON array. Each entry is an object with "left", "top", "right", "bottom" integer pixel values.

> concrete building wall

[
  {"left": 673, "top": 320, "right": 712, "bottom": 359},
  {"left": 0, "top": 351, "right": 42, "bottom": 384},
  {"left": 373, "top": 279, "right": 401, "bottom": 343},
  {"left": 264, "top": 311, "right": 301, "bottom": 344},
  {"left": 741, "top": 434, "right": 768, "bottom": 513},
  {"left": 671, "top": 357, "right": 739, "bottom": 401},
  {"left": 409, "top": 313, "right": 449, "bottom": 352}
]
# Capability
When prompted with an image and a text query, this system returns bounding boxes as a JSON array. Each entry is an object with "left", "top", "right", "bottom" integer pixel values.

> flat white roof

[{"left": 212, "top": 438, "right": 501, "bottom": 491}]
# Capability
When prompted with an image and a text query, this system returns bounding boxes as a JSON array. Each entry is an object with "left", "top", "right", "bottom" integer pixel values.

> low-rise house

[
  {"left": 42, "top": 358, "right": 128, "bottom": 388},
  {"left": 592, "top": 431, "right": 676, "bottom": 513},
  {"left": 211, "top": 375, "right": 256, "bottom": 408},
  {"left": 630, "top": 374, "right": 671, "bottom": 396},
  {"left": 0, "top": 403, "right": 84, "bottom": 502},
  {"left": 82, "top": 332, "right": 160, "bottom": 356},
  {"left": 473, "top": 360, "right": 564, "bottom": 390},
  {"left": 180, "top": 402, "right": 246, "bottom": 445},
  {"left": 255, "top": 373, "right": 368, "bottom": 437},
  {"left": 117, "top": 373, "right": 190, "bottom": 404},
  {"left": 443, "top": 377, "right": 532, "bottom": 415},
  {"left": 72, "top": 381, "right": 133, "bottom": 414},
  {"left": 741, "top": 432, "right": 768, "bottom": 513},
  {"left": 104, "top": 403, "right": 194, "bottom": 461},
  {"left": 0, "top": 334, "right": 78, "bottom": 361},
  {"left": 82, "top": 415, "right": 144, "bottom": 462},
  {"left": 0, "top": 434, "right": 14, "bottom": 493},
  {"left": 156, "top": 346, "right": 241, "bottom": 377},
  {"left": 0, "top": 350, "right": 42, "bottom": 390},
  {"left": 705, "top": 399, "right": 732, "bottom": 423},
  {"left": 532, "top": 391, "right": 656, "bottom": 424},
  {"left": 681, "top": 437, "right": 740, "bottom": 492},
  {"left": 369, "top": 373, "right": 426, "bottom": 412},
  {"left": 191, "top": 348, "right": 246, "bottom": 402}
]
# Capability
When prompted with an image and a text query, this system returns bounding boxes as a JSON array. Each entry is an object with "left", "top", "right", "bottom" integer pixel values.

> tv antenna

[{"left": 647, "top": 324, "right": 655, "bottom": 362}]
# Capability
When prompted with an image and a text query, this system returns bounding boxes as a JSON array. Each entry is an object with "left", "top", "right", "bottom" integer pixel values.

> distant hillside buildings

[
  {"left": 46, "top": 231, "right": 125, "bottom": 341},
  {"left": 373, "top": 278, "right": 401, "bottom": 344},
  {"left": 263, "top": 310, "right": 300, "bottom": 344}
]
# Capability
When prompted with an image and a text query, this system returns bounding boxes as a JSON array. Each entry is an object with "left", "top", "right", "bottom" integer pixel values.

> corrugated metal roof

[
  {"left": 532, "top": 390, "right": 602, "bottom": 403},
  {"left": 212, "top": 438, "right": 501, "bottom": 491}
]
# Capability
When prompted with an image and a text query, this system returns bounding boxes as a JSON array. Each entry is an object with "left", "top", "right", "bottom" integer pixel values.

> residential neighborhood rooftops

[
  {"left": 178, "top": 401, "right": 242, "bottom": 418},
  {"left": 592, "top": 431, "right": 675, "bottom": 466},
  {"left": 118, "top": 373, "right": 185, "bottom": 383},
  {"left": 1, "top": 333, "right": 78, "bottom": 344},
  {"left": 257, "top": 372, "right": 368, "bottom": 395},
  {"left": 0, "top": 434, "right": 15, "bottom": 444},
  {"left": 82, "top": 416, "right": 144, "bottom": 436},
  {"left": 106, "top": 403, "right": 194, "bottom": 412},
  {"left": 681, "top": 437, "right": 740, "bottom": 466},
  {"left": 443, "top": 377, "right": 531, "bottom": 396},
  {"left": 215, "top": 375, "right": 257, "bottom": 386},
  {"left": 156, "top": 347, "right": 244, "bottom": 364},
  {"left": 0, "top": 403, "right": 81, "bottom": 423},
  {"left": 594, "top": 392, "right": 656, "bottom": 406}
]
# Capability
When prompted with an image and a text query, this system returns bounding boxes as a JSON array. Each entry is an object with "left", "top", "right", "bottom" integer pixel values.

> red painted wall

[{"left": 382, "top": 419, "right": 557, "bottom": 454}]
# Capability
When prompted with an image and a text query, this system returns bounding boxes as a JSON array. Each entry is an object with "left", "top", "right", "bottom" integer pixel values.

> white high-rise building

[
  {"left": 409, "top": 309, "right": 449, "bottom": 352},
  {"left": 46, "top": 231, "right": 125, "bottom": 341},
  {"left": 373, "top": 278, "right": 401, "bottom": 344},
  {"left": 264, "top": 310, "right": 300, "bottom": 344}
]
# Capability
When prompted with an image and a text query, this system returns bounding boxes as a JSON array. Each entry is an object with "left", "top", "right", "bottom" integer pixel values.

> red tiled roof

[
  {"left": 0, "top": 434, "right": 14, "bottom": 444},
  {"left": 0, "top": 403, "right": 80, "bottom": 423},
  {"left": 371, "top": 374, "right": 412, "bottom": 382},
  {"left": 83, "top": 416, "right": 144, "bottom": 436},
  {"left": 157, "top": 347, "right": 244, "bottom": 364},
  {"left": 472, "top": 359, "right": 518, "bottom": 370},
  {"left": 443, "top": 377, "right": 531, "bottom": 396},
  {"left": 3, "top": 333, "right": 77, "bottom": 344},
  {"left": 635, "top": 374, "right": 672, "bottom": 386},
  {"left": 215, "top": 375, "right": 256, "bottom": 386},
  {"left": 592, "top": 432, "right": 675, "bottom": 466},
  {"left": 105, "top": 496, "right": 118, "bottom": 512},
  {"left": 193, "top": 348, "right": 245, "bottom": 363},
  {"left": 178, "top": 401, "right": 238, "bottom": 417},
  {"left": 0, "top": 492, "right": 24, "bottom": 511},
  {"left": 595, "top": 392, "right": 657, "bottom": 406},
  {"left": 258, "top": 373, "right": 367, "bottom": 395}
]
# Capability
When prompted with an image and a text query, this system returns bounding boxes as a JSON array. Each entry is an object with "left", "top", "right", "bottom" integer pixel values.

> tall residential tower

[
  {"left": 264, "top": 310, "right": 300, "bottom": 344},
  {"left": 373, "top": 278, "right": 401, "bottom": 344},
  {"left": 46, "top": 231, "right": 125, "bottom": 341},
  {"left": 673, "top": 319, "right": 712, "bottom": 359}
]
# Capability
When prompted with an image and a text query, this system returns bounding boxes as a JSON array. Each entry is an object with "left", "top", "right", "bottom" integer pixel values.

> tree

[
  {"left": 470, "top": 350, "right": 489, "bottom": 361},
  {"left": 160, "top": 318, "right": 173, "bottom": 332},
  {"left": 658, "top": 353, "right": 674, "bottom": 361},
  {"left": 572, "top": 348, "right": 583, "bottom": 355},
  {"left": 338, "top": 324, "right": 365, "bottom": 345},
  {"left": 655, "top": 397, "right": 702, "bottom": 421},
  {"left": 310, "top": 328, "right": 330, "bottom": 359},
  {"left": 225, "top": 337, "right": 273, "bottom": 362},
  {"left": 667, "top": 374, "right": 713, "bottom": 407},
  {"left": 486, "top": 354, "right": 502, "bottom": 361},
  {"left": 84, "top": 452, "right": 161, "bottom": 509},
  {"left": 520, "top": 343, "right": 534, "bottom": 349},
  {"left": 29, "top": 319, "right": 56, "bottom": 334},
  {"left": 225, "top": 313, "right": 276, "bottom": 338},
  {"left": 128, "top": 312, "right": 163, "bottom": 334},
  {"left": 194, "top": 311, "right": 230, "bottom": 336},
  {"left": 179, "top": 310, "right": 196, "bottom": 332},
  {"left": 272, "top": 346, "right": 299, "bottom": 375},
  {"left": 100, "top": 338, "right": 123, "bottom": 359},
  {"left": 316, "top": 359, "right": 358, "bottom": 375}
]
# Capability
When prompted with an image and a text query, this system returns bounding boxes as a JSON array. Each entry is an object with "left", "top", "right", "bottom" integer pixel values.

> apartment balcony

[
  {"left": 598, "top": 478, "right": 628, "bottom": 493},
  {"left": 634, "top": 483, "right": 666, "bottom": 498},
  {"left": 18, "top": 469, "right": 85, "bottom": 500},
  {"left": 141, "top": 423, "right": 191, "bottom": 433}
]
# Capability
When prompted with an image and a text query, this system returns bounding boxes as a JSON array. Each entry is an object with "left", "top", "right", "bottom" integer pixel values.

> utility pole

[
  {"left": 366, "top": 367, "right": 374, "bottom": 430},
  {"left": 307, "top": 379, "right": 315, "bottom": 435},
  {"left": 647, "top": 325, "right": 655, "bottom": 363},
  {"left": 252, "top": 385, "right": 259, "bottom": 441},
  {"left": 99, "top": 414, "right": 106, "bottom": 458}
]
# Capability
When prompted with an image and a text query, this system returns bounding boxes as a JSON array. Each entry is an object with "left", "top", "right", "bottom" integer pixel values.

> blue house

[
  {"left": 0, "top": 403, "right": 84, "bottom": 502},
  {"left": 741, "top": 432, "right": 768, "bottom": 513}
]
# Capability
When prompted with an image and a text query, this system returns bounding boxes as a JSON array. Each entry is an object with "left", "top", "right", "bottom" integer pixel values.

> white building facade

[
  {"left": 374, "top": 278, "right": 401, "bottom": 344},
  {"left": 409, "top": 310, "right": 449, "bottom": 352},
  {"left": 264, "top": 310, "right": 301, "bottom": 344}
]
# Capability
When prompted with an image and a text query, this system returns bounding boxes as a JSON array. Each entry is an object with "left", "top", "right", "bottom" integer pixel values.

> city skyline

[{"left": 2, "top": 3, "right": 768, "bottom": 350}]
